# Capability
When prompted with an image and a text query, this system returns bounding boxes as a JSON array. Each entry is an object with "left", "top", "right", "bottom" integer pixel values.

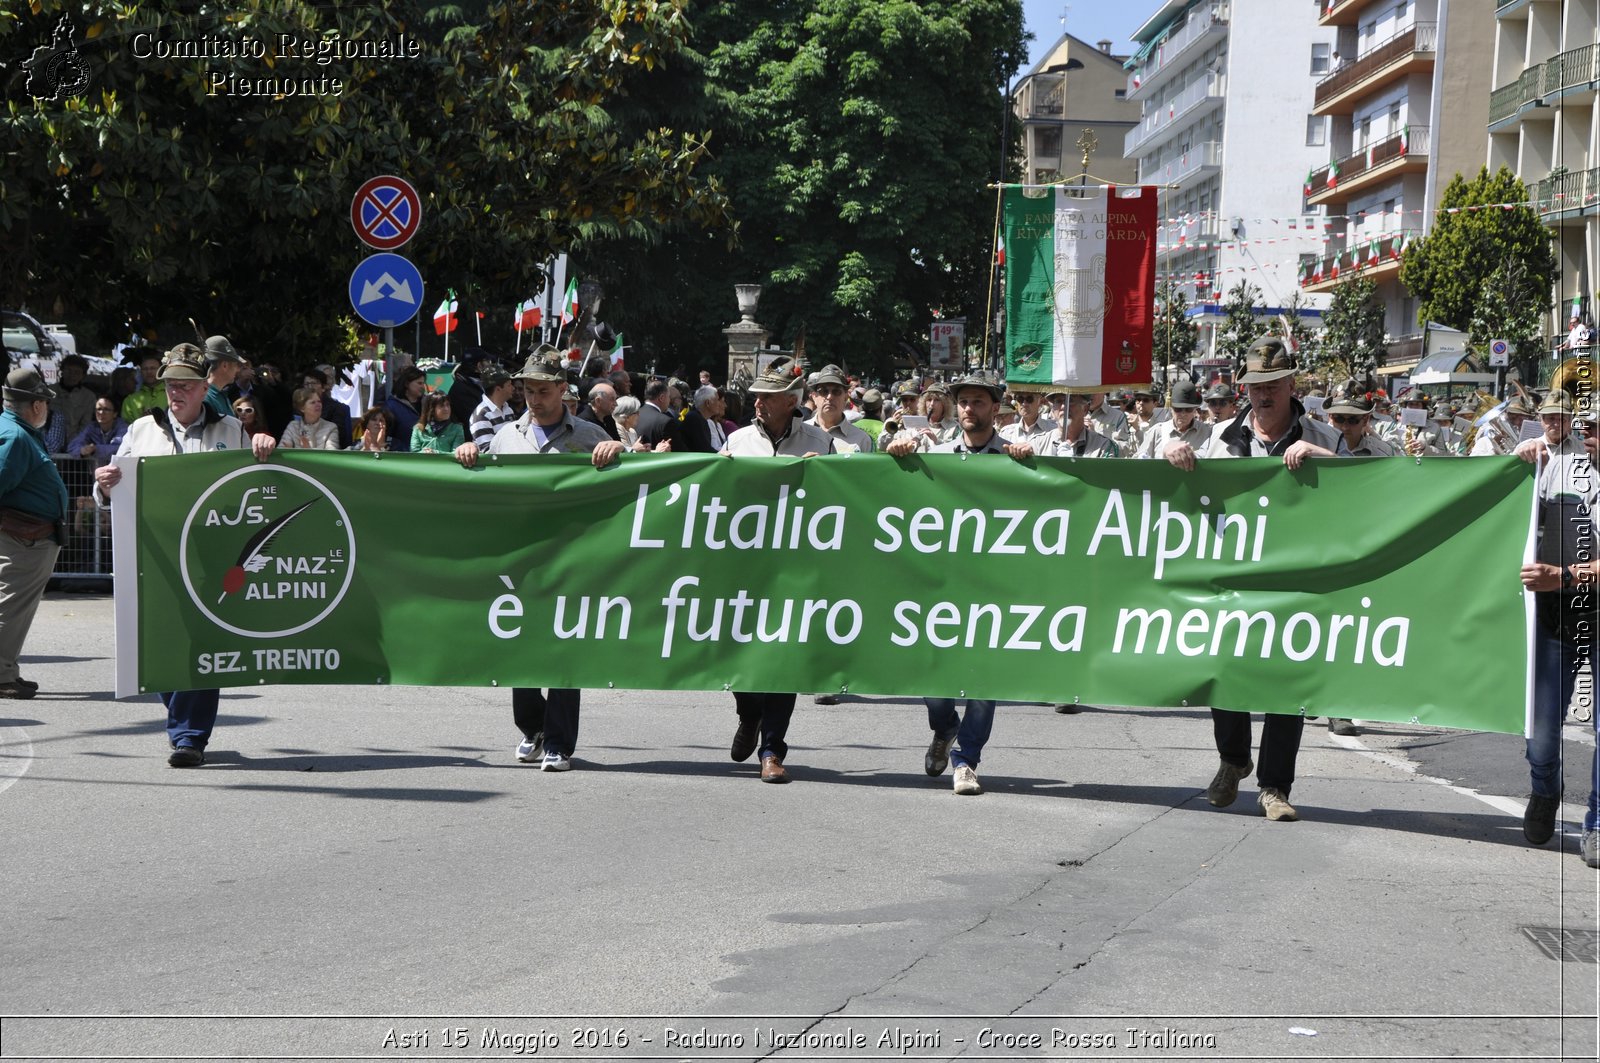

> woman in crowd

[
  {"left": 385, "top": 366, "right": 426, "bottom": 452},
  {"left": 231, "top": 398, "right": 265, "bottom": 437},
  {"left": 279, "top": 387, "right": 341, "bottom": 450},
  {"left": 411, "top": 390, "right": 464, "bottom": 454},
  {"left": 614, "top": 395, "right": 643, "bottom": 450},
  {"left": 70, "top": 398, "right": 128, "bottom": 467},
  {"left": 349, "top": 407, "right": 394, "bottom": 453},
  {"left": 921, "top": 384, "right": 956, "bottom": 442}
]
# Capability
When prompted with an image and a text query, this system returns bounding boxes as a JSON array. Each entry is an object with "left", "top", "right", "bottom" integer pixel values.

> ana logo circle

[{"left": 180, "top": 465, "right": 357, "bottom": 638}]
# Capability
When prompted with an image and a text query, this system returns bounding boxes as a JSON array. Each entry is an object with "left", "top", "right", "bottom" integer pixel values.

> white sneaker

[
  {"left": 953, "top": 765, "right": 982, "bottom": 796},
  {"left": 516, "top": 732, "right": 545, "bottom": 763},
  {"left": 540, "top": 751, "right": 572, "bottom": 772}
]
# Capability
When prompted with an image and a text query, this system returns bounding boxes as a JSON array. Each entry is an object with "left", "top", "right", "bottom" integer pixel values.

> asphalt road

[{"left": 1, "top": 592, "right": 1596, "bottom": 1063}]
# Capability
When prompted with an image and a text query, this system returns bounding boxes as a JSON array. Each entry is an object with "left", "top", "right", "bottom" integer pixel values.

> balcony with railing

[
  {"left": 1542, "top": 43, "right": 1598, "bottom": 100},
  {"left": 1535, "top": 166, "right": 1600, "bottom": 219},
  {"left": 1306, "top": 126, "right": 1430, "bottom": 205},
  {"left": 1141, "top": 141, "right": 1223, "bottom": 188},
  {"left": 1124, "top": 4, "right": 1228, "bottom": 102},
  {"left": 1124, "top": 76, "right": 1226, "bottom": 158},
  {"left": 1156, "top": 215, "right": 1220, "bottom": 259},
  {"left": 1313, "top": 22, "right": 1437, "bottom": 114},
  {"left": 1318, "top": 0, "right": 1365, "bottom": 26},
  {"left": 1015, "top": 73, "right": 1065, "bottom": 119},
  {"left": 1299, "top": 231, "right": 1412, "bottom": 293}
]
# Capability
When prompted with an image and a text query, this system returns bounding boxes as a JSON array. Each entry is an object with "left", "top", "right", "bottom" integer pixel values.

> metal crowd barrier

[{"left": 52, "top": 454, "right": 112, "bottom": 583}]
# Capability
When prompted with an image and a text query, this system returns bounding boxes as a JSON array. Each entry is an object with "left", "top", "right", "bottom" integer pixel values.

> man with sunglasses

[
  {"left": 807, "top": 365, "right": 874, "bottom": 453},
  {"left": 1325, "top": 393, "right": 1397, "bottom": 458},
  {"left": 1137, "top": 379, "right": 1210, "bottom": 459},
  {"left": 999, "top": 388, "right": 1057, "bottom": 448},
  {"left": 1201, "top": 383, "right": 1237, "bottom": 424}
]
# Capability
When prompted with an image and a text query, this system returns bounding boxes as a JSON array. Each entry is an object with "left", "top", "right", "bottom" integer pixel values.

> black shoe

[
  {"left": 14, "top": 677, "right": 38, "bottom": 692},
  {"left": 730, "top": 719, "right": 758, "bottom": 762},
  {"left": 1524, "top": 794, "right": 1560, "bottom": 845},
  {"left": 925, "top": 732, "right": 957, "bottom": 776},
  {"left": 0, "top": 680, "right": 37, "bottom": 699},
  {"left": 167, "top": 745, "right": 205, "bottom": 768}
]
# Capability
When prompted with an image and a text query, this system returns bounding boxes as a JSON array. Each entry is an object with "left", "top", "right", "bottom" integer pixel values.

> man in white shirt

[
  {"left": 999, "top": 389, "right": 1057, "bottom": 448},
  {"left": 468, "top": 365, "right": 516, "bottom": 448}
]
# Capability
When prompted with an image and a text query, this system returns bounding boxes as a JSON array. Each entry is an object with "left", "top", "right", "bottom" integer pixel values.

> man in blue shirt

[{"left": 0, "top": 369, "right": 69, "bottom": 699}]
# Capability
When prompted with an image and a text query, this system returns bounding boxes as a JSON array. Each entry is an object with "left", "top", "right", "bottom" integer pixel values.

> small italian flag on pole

[
  {"left": 432, "top": 295, "right": 458, "bottom": 335},
  {"left": 1326, "top": 162, "right": 1339, "bottom": 190},
  {"left": 610, "top": 331, "right": 627, "bottom": 371},
  {"left": 1304, "top": 169, "right": 1316, "bottom": 197},
  {"left": 560, "top": 277, "right": 580, "bottom": 326}
]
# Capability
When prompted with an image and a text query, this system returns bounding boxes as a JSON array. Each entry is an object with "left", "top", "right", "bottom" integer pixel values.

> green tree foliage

[
  {"left": 1399, "top": 166, "right": 1554, "bottom": 333},
  {"left": 1469, "top": 258, "right": 1547, "bottom": 375},
  {"left": 0, "top": 0, "right": 731, "bottom": 356},
  {"left": 1151, "top": 278, "right": 1197, "bottom": 378},
  {"left": 1314, "top": 276, "right": 1385, "bottom": 386},
  {"left": 1214, "top": 281, "right": 1266, "bottom": 371},
  {"left": 579, "top": 0, "right": 1028, "bottom": 379}
]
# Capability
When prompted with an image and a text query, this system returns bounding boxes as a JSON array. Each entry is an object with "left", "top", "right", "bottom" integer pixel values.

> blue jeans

[
  {"left": 925, "top": 698, "right": 995, "bottom": 769},
  {"left": 1526, "top": 627, "right": 1600, "bottom": 830},
  {"left": 162, "top": 689, "right": 221, "bottom": 750}
]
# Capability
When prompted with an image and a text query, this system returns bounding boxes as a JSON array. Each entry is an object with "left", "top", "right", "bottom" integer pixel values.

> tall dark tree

[
  {"left": 0, "top": 0, "right": 731, "bottom": 357},
  {"left": 580, "top": 0, "right": 1028, "bottom": 379}
]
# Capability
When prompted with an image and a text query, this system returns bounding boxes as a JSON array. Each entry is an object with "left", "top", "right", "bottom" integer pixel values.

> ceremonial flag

[
  {"left": 560, "top": 278, "right": 580, "bottom": 326},
  {"left": 1002, "top": 185, "right": 1158, "bottom": 389},
  {"left": 514, "top": 298, "right": 542, "bottom": 332},
  {"left": 432, "top": 298, "right": 458, "bottom": 335}
]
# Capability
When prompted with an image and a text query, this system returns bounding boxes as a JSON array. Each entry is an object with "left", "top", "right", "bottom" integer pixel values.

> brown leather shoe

[{"left": 760, "top": 755, "right": 789, "bottom": 784}]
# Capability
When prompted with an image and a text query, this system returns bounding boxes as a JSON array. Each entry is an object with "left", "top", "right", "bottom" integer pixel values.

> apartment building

[
  {"left": 1014, "top": 34, "right": 1140, "bottom": 186},
  {"left": 1302, "top": 0, "right": 1494, "bottom": 364},
  {"left": 1488, "top": 0, "right": 1600, "bottom": 348},
  {"left": 1122, "top": 0, "right": 1334, "bottom": 358}
]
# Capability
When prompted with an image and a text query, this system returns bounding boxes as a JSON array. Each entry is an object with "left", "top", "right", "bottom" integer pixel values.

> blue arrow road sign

[{"left": 349, "top": 253, "right": 424, "bottom": 328}]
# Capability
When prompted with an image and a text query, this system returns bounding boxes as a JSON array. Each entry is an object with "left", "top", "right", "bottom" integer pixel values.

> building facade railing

[
  {"left": 1141, "top": 140, "right": 1223, "bottom": 187},
  {"left": 1306, "top": 126, "right": 1428, "bottom": 197},
  {"left": 1541, "top": 43, "right": 1597, "bottom": 98},
  {"left": 1124, "top": 3, "right": 1228, "bottom": 100},
  {"left": 1488, "top": 63, "right": 1546, "bottom": 123},
  {"left": 1300, "top": 231, "right": 1412, "bottom": 287},
  {"left": 1313, "top": 23, "right": 1436, "bottom": 109},
  {"left": 1125, "top": 76, "right": 1225, "bottom": 156},
  {"left": 1535, "top": 165, "right": 1600, "bottom": 217}
]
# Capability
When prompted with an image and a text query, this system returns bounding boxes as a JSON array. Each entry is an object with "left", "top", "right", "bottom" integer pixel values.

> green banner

[{"left": 115, "top": 451, "right": 1533, "bottom": 734}]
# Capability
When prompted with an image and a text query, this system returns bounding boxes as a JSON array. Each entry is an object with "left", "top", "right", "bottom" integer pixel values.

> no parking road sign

[
  {"left": 351, "top": 175, "right": 421, "bottom": 250},
  {"left": 349, "top": 253, "right": 424, "bottom": 328}
]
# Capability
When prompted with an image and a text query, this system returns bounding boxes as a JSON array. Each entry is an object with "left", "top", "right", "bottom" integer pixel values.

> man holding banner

[
  {"left": 887, "top": 373, "right": 1033, "bottom": 796},
  {"left": 1164, "top": 337, "right": 1342, "bottom": 821},
  {"left": 1513, "top": 389, "right": 1599, "bottom": 865},
  {"left": 453, "top": 349, "right": 623, "bottom": 772},
  {"left": 92, "top": 345, "right": 277, "bottom": 766},
  {"left": 721, "top": 358, "right": 836, "bottom": 784}
]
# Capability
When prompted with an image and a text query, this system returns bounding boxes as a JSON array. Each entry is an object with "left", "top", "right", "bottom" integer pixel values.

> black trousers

[
  {"left": 513, "top": 687, "right": 581, "bottom": 757},
  {"left": 1212, "top": 708, "right": 1304, "bottom": 796},
  {"left": 733, "top": 691, "right": 796, "bottom": 762}
]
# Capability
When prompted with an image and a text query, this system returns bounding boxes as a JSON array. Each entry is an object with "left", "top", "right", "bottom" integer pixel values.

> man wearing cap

[
  {"left": 1512, "top": 389, "right": 1600, "bottom": 866},
  {"left": 720, "top": 358, "right": 835, "bottom": 783},
  {"left": 1201, "top": 383, "right": 1237, "bottom": 425},
  {"left": 886, "top": 373, "right": 1033, "bottom": 795},
  {"left": 1468, "top": 397, "right": 1534, "bottom": 456},
  {"left": 1125, "top": 387, "right": 1166, "bottom": 455},
  {"left": 807, "top": 365, "right": 874, "bottom": 454},
  {"left": 1036, "top": 393, "right": 1120, "bottom": 459},
  {"left": 854, "top": 389, "right": 886, "bottom": 445},
  {"left": 454, "top": 349, "right": 624, "bottom": 773},
  {"left": 92, "top": 345, "right": 277, "bottom": 765},
  {"left": 121, "top": 349, "right": 169, "bottom": 422},
  {"left": 1429, "top": 402, "right": 1462, "bottom": 454},
  {"left": 1325, "top": 392, "right": 1398, "bottom": 458},
  {"left": 1164, "top": 336, "right": 1342, "bottom": 822},
  {"left": 468, "top": 365, "right": 516, "bottom": 448},
  {"left": 999, "top": 389, "right": 1057, "bottom": 449},
  {"left": 1136, "top": 380, "right": 1210, "bottom": 459},
  {"left": 0, "top": 369, "right": 69, "bottom": 699},
  {"left": 202, "top": 335, "right": 244, "bottom": 419}
]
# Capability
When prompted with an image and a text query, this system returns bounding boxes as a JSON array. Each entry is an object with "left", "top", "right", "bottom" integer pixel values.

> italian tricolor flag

[
  {"left": 559, "top": 277, "right": 580, "bottom": 325},
  {"left": 1001, "top": 185, "right": 1158, "bottom": 389}
]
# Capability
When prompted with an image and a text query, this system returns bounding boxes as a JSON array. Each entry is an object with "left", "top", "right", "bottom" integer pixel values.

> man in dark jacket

[
  {"left": 634, "top": 379, "right": 683, "bottom": 451},
  {"left": 0, "top": 369, "right": 68, "bottom": 698}
]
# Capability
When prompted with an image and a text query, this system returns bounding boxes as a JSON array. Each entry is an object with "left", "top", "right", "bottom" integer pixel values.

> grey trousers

[{"left": 0, "top": 531, "right": 59, "bottom": 683}]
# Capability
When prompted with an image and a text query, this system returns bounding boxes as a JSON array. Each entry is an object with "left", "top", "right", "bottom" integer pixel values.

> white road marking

[{"left": 0, "top": 725, "right": 34, "bottom": 795}]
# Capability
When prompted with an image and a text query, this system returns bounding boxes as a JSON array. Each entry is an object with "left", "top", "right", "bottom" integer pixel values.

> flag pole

[{"left": 475, "top": 308, "right": 482, "bottom": 346}]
